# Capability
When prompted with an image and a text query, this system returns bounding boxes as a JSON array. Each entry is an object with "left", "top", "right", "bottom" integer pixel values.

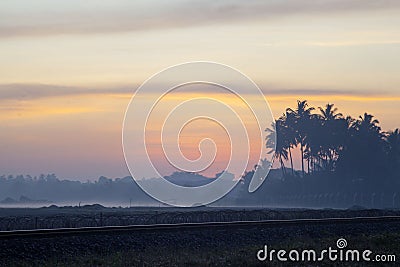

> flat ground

[{"left": 0, "top": 207, "right": 399, "bottom": 266}]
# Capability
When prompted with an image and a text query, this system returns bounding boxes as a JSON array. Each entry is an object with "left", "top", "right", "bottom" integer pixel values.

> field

[
  {"left": 1, "top": 207, "right": 400, "bottom": 266},
  {"left": 1, "top": 205, "right": 400, "bottom": 231}
]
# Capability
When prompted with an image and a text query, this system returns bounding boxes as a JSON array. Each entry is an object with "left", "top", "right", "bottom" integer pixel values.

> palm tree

[
  {"left": 317, "top": 103, "right": 344, "bottom": 171},
  {"left": 345, "top": 113, "right": 384, "bottom": 183},
  {"left": 304, "top": 114, "right": 324, "bottom": 173},
  {"left": 279, "top": 111, "right": 296, "bottom": 176},
  {"left": 286, "top": 100, "right": 314, "bottom": 177},
  {"left": 318, "top": 103, "right": 343, "bottom": 121},
  {"left": 355, "top": 113, "right": 381, "bottom": 135},
  {"left": 266, "top": 120, "right": 288, "bottom": 176}
]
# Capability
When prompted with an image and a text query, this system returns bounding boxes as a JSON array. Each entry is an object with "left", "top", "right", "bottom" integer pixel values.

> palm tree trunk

[
  {"left": 300, "top": 142, "right": 305, "bottom": 177},
  {"left": 279, "top": 154, "right": 286, "bottom": 176},
  {"left": 288, "top": 146, "right": 294, "bottom": 176}
]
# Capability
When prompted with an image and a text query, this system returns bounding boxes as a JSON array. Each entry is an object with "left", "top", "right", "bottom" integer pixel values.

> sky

[{"left": 0, "top": 0, "right": 399, "bottom": 180}]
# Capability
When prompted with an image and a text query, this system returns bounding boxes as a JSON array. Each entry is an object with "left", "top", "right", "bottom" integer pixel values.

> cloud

[
  {"left": 303, "top": 40, "right": 400, "bottom": 47},
  {"left": 0, "top": 84, "right": 134, "bottom": 101},
  {"left": 0, "top": 0, "right": 399, "bottom": 38},
  {"left": 0, "top": 83, "right": 397, "bottom": 102},
  {"left": 256, "top": 40, "right": 400, "bottom": 48},
  {"left": 262, "top": 87, "right": 390, "bottom": 96}
]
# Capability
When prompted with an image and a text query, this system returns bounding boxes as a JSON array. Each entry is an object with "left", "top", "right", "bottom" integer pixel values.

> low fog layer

[{"left": 1, "top": 167, "right": 400, "bottom": 209}]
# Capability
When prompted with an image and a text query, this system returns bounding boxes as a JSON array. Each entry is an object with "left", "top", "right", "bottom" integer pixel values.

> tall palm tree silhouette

[
  {"left": 266, "top": 120, "right": 288, "bottom": 176},
  {"left": 317, "top": 103, "right": 344, "bottom": 171},
  {"left": 279, "top": 111, "right": 296, "bottom": 176},
  {"left": 286, "top": 100, "right": 314, "bottom": 177}
]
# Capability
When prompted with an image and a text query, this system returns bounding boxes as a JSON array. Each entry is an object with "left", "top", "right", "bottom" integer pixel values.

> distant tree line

[
  {"left": 0, "top": 174, "right": 155, "bottom": 205},
  {"left": 1, "top": 102, "right": 399, "bottom": 209}
]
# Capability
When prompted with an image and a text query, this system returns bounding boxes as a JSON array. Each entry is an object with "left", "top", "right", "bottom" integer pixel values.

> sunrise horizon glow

[{"left": 1, "top": 0, "right": 399, "bottom": 180}]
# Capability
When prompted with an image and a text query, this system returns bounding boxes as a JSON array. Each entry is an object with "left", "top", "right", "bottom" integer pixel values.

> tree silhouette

[
  {"left": 266, "top": 101, "right": 399, "bottom": 193},
  {"left": 347, "top": 113, "right": 385, "bottom": 183},
  {"left": 316, "top": 103, "right": 344, "bottom": 171},
  {"left": 385, "top": 128, "right": 400, "bottom": 180},
  {"left": 266, "top": 120, "right": 288, "bottom": 176},
  {"left": 286, "top": 100, "right": 314, "bottom": 177},
  {"left": 278, "top": 111, "right": 297, "bottom": 176},
  {"left": 318, "top": 103, "right": 343, "bottom": 121}
]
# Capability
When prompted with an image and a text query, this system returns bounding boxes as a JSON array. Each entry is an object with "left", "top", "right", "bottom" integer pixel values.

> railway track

[{"left": 1, "top": 215, "right": 400, "bottom": 239}]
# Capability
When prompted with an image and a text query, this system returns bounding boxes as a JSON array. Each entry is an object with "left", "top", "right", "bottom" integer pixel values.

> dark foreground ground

[{"left": 0, "top": 208, "right": 399, "bottom": 266}]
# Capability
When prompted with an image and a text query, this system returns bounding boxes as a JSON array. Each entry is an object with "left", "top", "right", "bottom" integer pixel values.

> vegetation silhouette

[
  {"left": 241, "top": 99, "right": 400, "bottom": 207},
  {"left": 1, "top": 100, "right": 399, "bottom": 208},
  {"left": 266, "top": 100, "right": 399, "bottom": 180}
]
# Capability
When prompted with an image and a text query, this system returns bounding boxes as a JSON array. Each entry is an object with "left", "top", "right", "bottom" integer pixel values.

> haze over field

[{"left": 0, "top": 0, "right": 399, "bottom": 180}]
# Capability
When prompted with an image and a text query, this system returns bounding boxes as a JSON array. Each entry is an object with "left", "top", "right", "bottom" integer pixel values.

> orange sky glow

[
  {"left": 0, "top": 90, "right": 398, "bottom": 179},
  {"left": 0, "top": 1, "right": 399, "bottom": 180}
]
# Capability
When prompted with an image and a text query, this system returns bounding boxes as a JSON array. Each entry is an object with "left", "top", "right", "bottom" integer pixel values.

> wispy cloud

[
  {"left": 1, "top": 83, "right": 398, "bottom": 102},
  {"left": 303, "top": 40, "right": 400, "bottom": 47},
  {"left": 262, "top": 87, "right": 400, "bottom": 100},
  {"left": 1, "top": 0, "right": 399, "bottom": 38},
  {"left": 0, "top": 84, "right": 134, "bottom": 100},
  {"left": 256, "top": 40, "right": 400, "bottom": 47}
]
